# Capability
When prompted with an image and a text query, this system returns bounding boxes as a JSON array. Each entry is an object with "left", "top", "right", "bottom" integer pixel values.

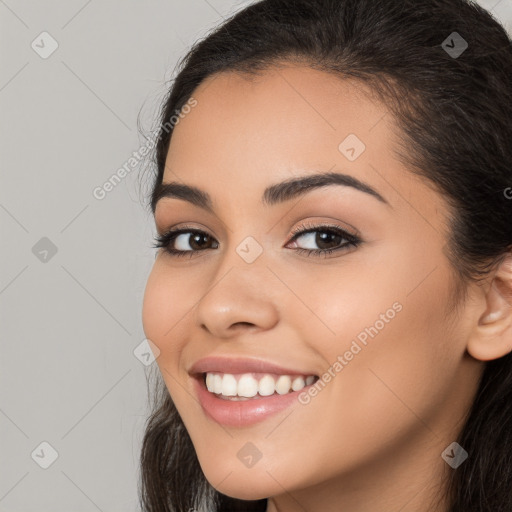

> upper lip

[{"left": 188, "top": 356, "right": 318, "bottom": 377}]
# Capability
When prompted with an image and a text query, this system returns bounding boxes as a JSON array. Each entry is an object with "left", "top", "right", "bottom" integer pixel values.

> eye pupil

[
  {"left": 190, "top": 233, "right": 211, "bottom": 250},
  {"left": 316, "top": 231, "right": 342, "bottom": 249}
]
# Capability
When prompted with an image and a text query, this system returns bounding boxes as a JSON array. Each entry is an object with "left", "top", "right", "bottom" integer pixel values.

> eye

[
  {"left": 173, "top": 232, "right": 213, "bottom": 251},
  {"left": 153, "top": 225, "right": 218, "bottom": 259},
  {"left": 287, "top": 222, "right": 361, "bottom": 257},
  {"left": 153, "top": 222, "right": 362, "bottom": 259}
]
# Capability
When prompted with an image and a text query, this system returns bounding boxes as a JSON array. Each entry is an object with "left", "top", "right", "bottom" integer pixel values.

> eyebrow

[{"left": 151, "top": 171, "right": 390, "bottom": 214}]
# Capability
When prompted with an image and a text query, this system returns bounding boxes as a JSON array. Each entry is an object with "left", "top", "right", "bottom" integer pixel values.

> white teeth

[
  {"left": 258, "top": 375, "right": 275, "bottom": 396},
  {"left": 238, "top": 374, "right": 259, "bottom": 398},
  {"left": 213, "top": 374, "right": 223, "bottom": 394},
  {"left": 275, "top": 375, "right": 292, "bottom": 395},
  {"left": 205, "top": 373, "right": 213, "bottom": 391},
  {"left": 291, "top": 376, "right": 305, "bottom": 391},
  {"left": 221, "top": 374, "right": 238, "bottom": 396},
  {"left": 204, "top": 372, "right": 317, "bottom": 398}
]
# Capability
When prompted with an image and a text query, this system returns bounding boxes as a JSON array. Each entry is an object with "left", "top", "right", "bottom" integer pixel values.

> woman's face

[{"left": 142, "top": 65, "right": 484, "bottom": 508}]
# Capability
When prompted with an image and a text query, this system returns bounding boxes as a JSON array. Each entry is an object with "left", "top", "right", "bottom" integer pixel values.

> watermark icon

[
  {"left": 31, "top": 31, "right": 59, "bottom": 59},
  {"left": 441, "top": 32, "right": 468, "bottom": 59},
  {"left": 236, "top": 236, "right": 263, "bottom": 263},
  {"left": 298, "top": 301, "right": 403, "bottom": 404},
  {"left": 504, "top": 187, "right": 512, "bottom": 200},
  {"left": 31, "top": 441, "right": 59, "bottom": 469},
  {"left": 133, "top": 338, "right": 161, "bottom": 366},
  {"left": 92, "top": 97, "right": 197, "bottom": 201},
  {"left": 237, "top": 442, "right": 262, "bottom": 468},
  {"left": 442, "top": 442, "right": 468, "bottom": 468},
  {"left": 32, "top": 237, "right": 58, "bottom": 263},
  {"left": 338, "top": 133, "right": 366, "bottom": 161}
]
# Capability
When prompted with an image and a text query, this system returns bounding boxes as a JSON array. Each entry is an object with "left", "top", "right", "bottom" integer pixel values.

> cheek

[
  {"left": 141, "top": 266, "right": 167, "bottom": 343},
  {"left": 142, "top": 262, "right": 206, "bottom": 404},
  {"left": 141, "top": 262, "right": 192, "bottom": 360},
  {"left": 142, "top": 260, "right": 197, "bottom": 329},
  {"left": 326, "top": 264, "right": 460, "bottom": 436},
  {"left": 278, "top": 243, "right": 461, "bottom": 439}
]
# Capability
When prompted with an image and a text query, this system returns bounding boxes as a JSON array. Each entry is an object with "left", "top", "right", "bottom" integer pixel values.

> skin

[{"left": 142, "top": 64, "right": 512, "bottom": 512}]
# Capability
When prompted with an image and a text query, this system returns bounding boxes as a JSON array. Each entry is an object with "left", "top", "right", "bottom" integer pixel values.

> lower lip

[{"left": 193, "top": 375, "right": 313, "bottom": 427}]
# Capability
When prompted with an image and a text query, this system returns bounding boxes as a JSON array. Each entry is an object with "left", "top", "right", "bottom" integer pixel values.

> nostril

[{"left": 232, "top": 322, "right": 255, "bottom": 328}]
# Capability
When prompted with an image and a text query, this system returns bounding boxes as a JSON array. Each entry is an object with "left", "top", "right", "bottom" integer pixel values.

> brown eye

[
  {"left": 174, "top": 232, "right": 216, "bottom": 251},
  {"left": 153, "top": 228, "right": 219, "bottom": 258},
  {"left": 288, "top": 225, "right": 361, "bottom": 256},
  {"left": 293, "top": 230, "right": 345, "bottom": 251}
]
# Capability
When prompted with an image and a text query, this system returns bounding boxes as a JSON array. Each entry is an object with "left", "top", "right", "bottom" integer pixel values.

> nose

[{"left": 194, "top": 263, "right": 280, "bottom": 339}]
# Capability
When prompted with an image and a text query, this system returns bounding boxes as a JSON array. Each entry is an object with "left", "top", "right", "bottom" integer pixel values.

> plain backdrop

[{"left": 1, "top": 1, "right": 511, "bottom": 510}]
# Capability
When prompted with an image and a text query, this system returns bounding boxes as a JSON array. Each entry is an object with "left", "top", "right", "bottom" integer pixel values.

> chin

[
  {"left": 199, "top": 459, "right": 291, "bottom": 501},
  {"left": 210, "top": 479, "right": 273, "bottom": 501}
]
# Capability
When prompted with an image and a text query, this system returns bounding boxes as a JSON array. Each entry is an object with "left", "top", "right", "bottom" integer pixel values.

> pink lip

[
  {"left": 193, "top": 374, "right": 314, "bottom": 428},
  {"left": 188, "top": 356, "right": 317, "bottom": 377},
  {"left": 189, "top": 356, "right": 319, "bottom": 427}
]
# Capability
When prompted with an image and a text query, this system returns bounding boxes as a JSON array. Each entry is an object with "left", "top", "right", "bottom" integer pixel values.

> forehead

[
  {"left": 161, "top": 65, "right": 449, "bottom": 235},
  {"left": 179, "top": 65, "right": 388, "bottom": 145},
  {"left": 191, "top": 64, "right": 381, "bottom": 124},
  {"left": 166, "top": 65, "right": 394, "bottom": 185}
]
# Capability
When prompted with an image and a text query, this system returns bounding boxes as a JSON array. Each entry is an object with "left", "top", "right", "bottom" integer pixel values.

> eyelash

[{"left": 152, "top": 221, "right": 361, "bottom": 259}]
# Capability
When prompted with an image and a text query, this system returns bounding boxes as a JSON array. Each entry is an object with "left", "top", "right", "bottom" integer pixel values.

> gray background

[{"left": 1, "top": 1, "right": 511, "bottom": 510}]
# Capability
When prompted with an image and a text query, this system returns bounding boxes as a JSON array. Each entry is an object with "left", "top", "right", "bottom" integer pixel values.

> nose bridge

[
  {"left": 193, "top": 233, "right": 280, "bottom": 337},
  {"left": 214, "top": 219, "right": 270, "bottom": 279}
]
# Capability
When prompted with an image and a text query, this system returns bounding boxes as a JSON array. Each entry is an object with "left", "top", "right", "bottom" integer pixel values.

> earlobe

[{"left": 466, "top": 253, "right": 512, "bottom": 362}]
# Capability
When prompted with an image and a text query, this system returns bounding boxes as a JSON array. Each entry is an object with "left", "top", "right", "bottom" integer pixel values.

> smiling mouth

[{"left": 202, "top": 371, "right": 320, "bottom": 400}]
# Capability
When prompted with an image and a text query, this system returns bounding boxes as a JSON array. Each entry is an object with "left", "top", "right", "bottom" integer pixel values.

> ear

[{"left": 467, "top": 253, "right": 512, "bottom": 361}]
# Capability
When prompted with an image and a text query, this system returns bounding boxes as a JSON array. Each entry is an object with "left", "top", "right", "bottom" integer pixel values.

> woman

[{"left": 139, "top": 0, "right": 512, "bottom": 510}]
